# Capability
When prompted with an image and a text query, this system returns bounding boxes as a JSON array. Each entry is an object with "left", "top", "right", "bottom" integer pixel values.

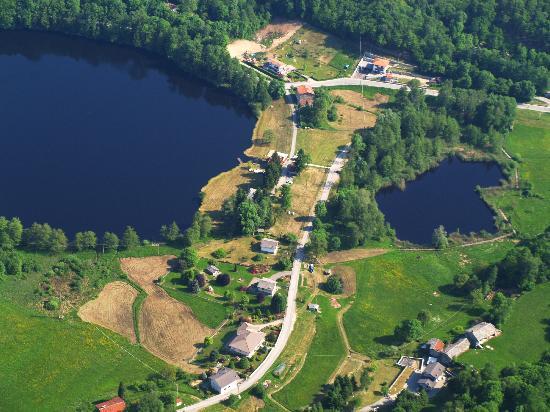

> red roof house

[
  {"left": 295, "top": 85, "right": 315, "bottom": 106},
  {"left": 372, "top": 58, "right": 390, "bottom": 73},
  {"left": 95, "top": 397, "right": 126, "bottom": 412}
]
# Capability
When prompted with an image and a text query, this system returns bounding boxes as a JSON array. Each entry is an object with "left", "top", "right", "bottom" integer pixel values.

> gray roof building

[
  {"left": 209, "top": 368, "right": 241, "bottom": 394},
  {"left": 227, "top": 323, "right": 266, "bottom": 357},
  {"left": 466, "top": 322, "right": 501, "bottom": 347},
  {"left": 422, "top": 362, "right": 446, "bottom": 381},
  {"left": 441, "top": 337, "right": 470, "bottom": 364}
]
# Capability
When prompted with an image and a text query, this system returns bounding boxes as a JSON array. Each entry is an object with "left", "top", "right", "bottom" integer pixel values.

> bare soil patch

[
  {"left": 120, "top": 255, "right": 175, "bottom": 293},
  {"left": 78, "top": 281, "right": 138, "bottom": 343},
  {"left": 321, "top": 248, "right": 389, "bottom": 264},
  {"left": 227, "top": 20, "right": 302, "bottom": 59},
  {"left": 332, "top": 265, "right": 357, "bottom": 296},
  {"left": 139, "top": 289, "right": 212, "bottom": 371}
]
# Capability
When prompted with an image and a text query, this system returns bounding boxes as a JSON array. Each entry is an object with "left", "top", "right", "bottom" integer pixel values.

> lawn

[
  {"left": 459, "top": 282, "right": 550, "bottom": 370},
  {"left": 0, "top": 298, "right": 167, "bottom": 411},
  {"left": 273, "top": 26, "right": 358, "bottom": 80},
  {"left": 273, "top": 295, "right": 347, "bottom": 409},
  {"left": 484, "top": 111, "right": 550, "bottom": 236},
  {"left": 296, "top": 129, "right": 350, "bottom": 166},
  {"left": 342, "top": 243, "right": 514, "bottom": 357}
]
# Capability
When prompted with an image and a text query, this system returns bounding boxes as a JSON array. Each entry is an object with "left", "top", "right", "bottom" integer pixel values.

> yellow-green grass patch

[
  {"left": 248, "top": 99, "right": 293, "bottom": 158},
  {"left": 459, "top": 282, "right": 550, "bottom": 370},
  {"left": 297, "top": 129, "right": 351, "bottom": 166}
]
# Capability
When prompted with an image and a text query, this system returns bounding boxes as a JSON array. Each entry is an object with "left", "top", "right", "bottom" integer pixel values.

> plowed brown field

[{"left": 78, "top": 281, "right": 138, "bottom": 343}]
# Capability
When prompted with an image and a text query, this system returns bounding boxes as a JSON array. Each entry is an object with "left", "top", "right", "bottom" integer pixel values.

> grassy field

[
  {"left": 273, "top": 26, "right": 358, "bottom": 80},
  {"left": 0, "top": 298, "right": 167, "bottom": 411},
  {"left": 248, "top": 98, "right": 293, "bottom": 158},
  {"left": 273, "top": 295, "right": 347, "bottom": 409},
  {"left": 342, "top": 242, "right": 514, "bottom": 357},
  {"left": 296, "top": 129, "right": 350, "bottom": 166},
  {"left": 484, "top": 111, "right": 550, "bottom": 236},
  {"left": 459, "top": 282, "right": 550, "bottom": 370}
]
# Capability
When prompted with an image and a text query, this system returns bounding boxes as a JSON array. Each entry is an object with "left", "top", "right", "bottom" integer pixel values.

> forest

[{"left": 270, "top": 0, "right": 549, "bottom": 101}]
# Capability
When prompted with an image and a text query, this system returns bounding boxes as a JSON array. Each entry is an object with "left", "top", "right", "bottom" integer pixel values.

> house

[
  {"left": 165, "top": 2, "right": 178, "bottom": 12},
  {"left": 307, "top": 303, "right": 320, "bottom": 312},
  {"left": 262, "top": 59, "right": 295, "bottom": 77},
  {"left": 372, "top": 57, "right": 390, "bottom": 74},
  {"left": 247, "top": 188, "right": 257, "bottom": 200},
  {"left": 426, "top": 338, "right": 445, "bottom": 357},
  {"left": 210, "top": 367, "right": 241, "bottom": 394},
  {"left": 466, "top": 322, "right": 501, "bottom": 347},
  {"left": 295, "top": 85, "right": 315, "bottom": 106},
  {"left": 205, "top": 265, "right": 221, "bottom": 277},
  {"left": 251, "top": 278, "right": 278, "bottom": 296},
  {"left": 95, "top": 397, "right": 126, "bottom": 412},
  {"left": 418, "top": 362, "right": 446, "bottom": 391},
  {"left": 260, "top": 238, "right": 279, "bottom": 254},
  {"left": 440, "top": 337, "right": 471, "bottom": 364},
  {"left": 227, "top": 322, "right": 266, "bottom": 357}
]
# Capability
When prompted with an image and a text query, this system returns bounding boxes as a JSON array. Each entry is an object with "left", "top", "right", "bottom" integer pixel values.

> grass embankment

[
  {"left": 484, "top": 111, "right": 550, "bottom": 236},
  {"left": 342, "top": 242, "right": 514, "bottom": 357},
  {"left": 0, "top": 299, "right": 166, "bottom": 411},
  {"left": 124, "top": 278, "right": 147, "bottom": 343},
  {"left": 273, "top": 26, "right": 357, "bottom": 80},
  {"left": 459, "top": 282, "right": 550, "bottom": 370},
  {"left": 273, "top": 295, "right": 347, "bottom": 409}
]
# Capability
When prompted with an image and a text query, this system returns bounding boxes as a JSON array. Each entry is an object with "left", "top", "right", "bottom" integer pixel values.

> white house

[
  {"left": 260, "top": 238, "right": 279, "bottom": 254},
  {"left": 253, "top": 278, "right": 278, "bottom": 297},
  {"left": 307, "top": 303, "right": 320, "bottom": 312},
  {"left": 205, "top": 265, "right": 221, "bottom": 277},
  {"left": 209, "top": 368, "right": 241, "bottom": 394},
  {"left": 227, "top": 323, "right": 266, "bottom": 357}
]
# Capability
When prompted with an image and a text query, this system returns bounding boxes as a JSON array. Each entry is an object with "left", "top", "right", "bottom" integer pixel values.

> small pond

[
  {"left": 375, "top": 157, "right": 504, "bottom": 245},
  {"left": 0, "top": 31, "right": 255, "bottom": 239}
]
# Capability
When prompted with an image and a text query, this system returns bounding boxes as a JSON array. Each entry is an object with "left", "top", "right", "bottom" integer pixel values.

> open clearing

[
  {"left": 273, "top": 295, "right": 347, "bottom": 409},
  {"left": 484, "top": 111, "right": 550, "bottom": 236},
  {"left": 120, "top": 256, "right": 212, "bottom": 370},
  {"left": 342, "top": 242, "right": 514, "bottom": 357},
  {"left": 78, "top": 281, "right": 138, "bottom": 343},
  {"left": 272, "top": 25, "right": 357, "bottom": 80},
  {"left": 0, "top": 298, "right": 166, "bottom": 411},
  {"left": 271, "top": 167, "right": 328, "bottom": 236},
  {"left": 331, "top": 265, "right": 357, "bottom": 295},
  {"left": 227, "top": 20, "right": 302, "bottom": 59},
  {"left": 248, "top": 98, "right": 293, "bottom": 158},
  {"left": 296, "top": 129, "right": 350, "bottom": 166},
  {"left": 321, "top": 247, "right": 389, "bottom": 264},
  {"left": 197, "top": 236, "right": 279, "bottom": 266},
  {"left": 200, "top": 163, "right": 262, "bottom": 215},
  {"left": 459, "top": 282, "right": 550, "bottom": 370}
]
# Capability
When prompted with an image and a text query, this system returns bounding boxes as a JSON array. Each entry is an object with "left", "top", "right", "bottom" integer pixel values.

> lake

[
  {"left": 0, "top": 31, "right": 255, "bottom": 239},
  {"left": 376, "top": 157, "right": 504, "bottom": 245}
]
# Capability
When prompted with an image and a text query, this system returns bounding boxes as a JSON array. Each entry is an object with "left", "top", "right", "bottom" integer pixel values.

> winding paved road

[{"left": 286, "top": 78, "right": 550, "bottom": 113}]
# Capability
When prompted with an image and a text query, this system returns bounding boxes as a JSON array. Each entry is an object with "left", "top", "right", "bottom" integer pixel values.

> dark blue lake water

[
  {"left": 0, "top": 31, "right": 254, "bottom": 239},
  {"left": 376, "top": 157, "right": 504, "bottom": 245}
]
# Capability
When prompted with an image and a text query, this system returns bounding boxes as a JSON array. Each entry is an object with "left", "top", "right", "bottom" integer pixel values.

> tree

[
  {"left": 241, "top": 294, "right": 250, "bottom": 306},
  {"left": 2, "top": 252, "right": 22, "bottom": 276},
  {"left": 394, "top": 319, "right": 423, "bottom": 343},
  {"left": 189, "top": 278, "right": 200, "bottom": 294},
  {"left": 295, "top": 148, "right": 311, "bottom": 174},
  {"left": 325, "top": 276, "right": 343, "bottom": 294},
  {"left": 179, "top": 247, "right": 198, "bottom": 271},
  {"left": 238, "top": 199, "right": 261, "bottom": 235},
  {"left": 280, "top": 184, "right": 292, "bottom": 210},
  {"left": 74, "top": 231, "right": 97, "bottom": 251},
  {"left": 136, "top": 392, "right": 164, "bottom": 412},
  {"left": 488, "top": 292, "right": 513, "bottom": 327},
  {"left": 121, "top": 226, "right": 140, "bottom": 249},
  {"left": 251, "top": 384, "right": 266, "bottom": 399},
  {"left": 417, "top": 309, "right": 431, "bottom": 326},
  {"left": 196, "top": 273, "right": 206, "bottom": 287},
  {"left": 237, "top": 357, "right": 250, "bottom": 369},
  {"left": 217, "top": 273, "right": 230, "bottom": 286},
  {"left": 264, "top": 153, "right": 282, "bottom": 190},
  {"left": 271, "top": 292, "right": 286, "bottom": 313},
  {"left": 432, "top": 225, "right": 449, "bottom": 249},
  {"left": 204, "top": 336, "right": 213, "bottom": 346},
  {"left": 49, "top": 229, "right": 68, "bottom": 254},
  {"left": 307, "top": 226, "right": 328, "bottom": 258},
  {"left": 268, "top": 79, "right": 285, "bottom": 99},
  {"left": 117, "top": 381, "right": 126, "bottom": 398},
  {"left": 262, "top": 129, "right": 275, "bottom": 145},
  {"left": 103, "top": 232, "right": 119, "bottom": 252},
  {"left": 160, "top": 221, "right": 180, "bottom": 242}
]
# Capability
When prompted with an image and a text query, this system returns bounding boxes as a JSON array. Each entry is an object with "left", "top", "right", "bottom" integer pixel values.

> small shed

[{"left": 307, "top": 303, "right": 320, "bottom": 312}]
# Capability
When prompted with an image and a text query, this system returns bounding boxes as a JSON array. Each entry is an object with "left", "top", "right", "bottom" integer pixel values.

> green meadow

[
  {"left": 485, "top": 110, "right": 550, "bottom": 236},
  {"left": 0, "top": 298, "right": 166, "bottom": 411},
  {"left": 273, "top": 295, "right": 347, "bottom": 409},
  {"left": 342, "top": 243, "right": 513, "bottom": 357},
  {"left": 460, "top": 282, "right": 550, "bottom": 370}
]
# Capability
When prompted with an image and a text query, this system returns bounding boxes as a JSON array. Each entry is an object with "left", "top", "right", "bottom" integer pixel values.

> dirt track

[
  {"left": 78, "top": 281, "right": 138, "bottom": 343},
  {"left": 120, "top": 256, "right": 212, "bottom": 371}
]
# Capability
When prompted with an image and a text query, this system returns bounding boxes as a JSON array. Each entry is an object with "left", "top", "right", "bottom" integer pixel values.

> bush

[
  {"left": 44, "top": 298, "right": 60, "bottom": 311},
  {"left": 252, "top": 254, "right": 264, "bottom": 262},
  {"left": 325, "top": 275, "right": 343, "bottom": 294},
  {"left": 251, "top": 384, "right": 266, "bottom": 399},
  {"left": 237, "top": 357, "right": 250, "bottom": 369},
  {"left": 217, "top": 273, "right": 230, "bottom": 286},
  {"left": 225, "top": 394, "right": 239, "bottom": 407},
  {"left": 212, "top": 248, "right": 227, "bottom": 259}
]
